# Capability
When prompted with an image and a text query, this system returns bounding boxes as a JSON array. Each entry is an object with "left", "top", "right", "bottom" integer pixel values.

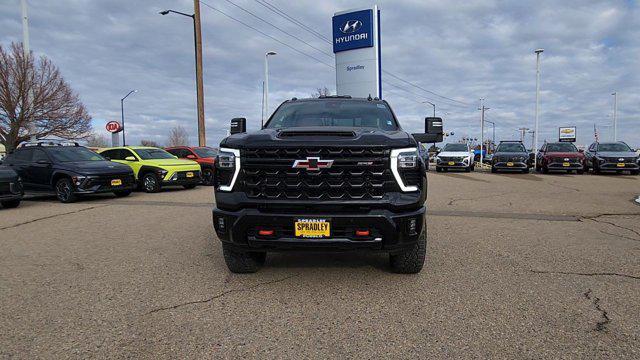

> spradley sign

[{"left": 333, "top": 6, "right": 381, "bottom": 99}]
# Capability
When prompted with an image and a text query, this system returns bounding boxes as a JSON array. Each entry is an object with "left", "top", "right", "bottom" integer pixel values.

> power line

[
  {"left": 199, "top": 1, "right": 334, "bottom": 68},
  {"left": 251, "top": 1, "right": 471, "bottom": 107},
  {"left": 222, "top": 0, "right": 334, "bottom": 59},
  {"left": 254, "top": 0, "right": 331, "bottom": 43}
]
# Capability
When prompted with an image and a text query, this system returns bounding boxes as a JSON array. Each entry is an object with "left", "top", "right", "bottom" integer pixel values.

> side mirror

[
  {"left": 186, "top": 154, "right": 196, "bottom": 159},
  {"left": 124, "top": 156, "right": 136, "bottom": 161},
  {"left": 230, "top": 118, "right": 246, "bottom": 134},
  {"left": 413, "top": 117, "right": 444, "bottom": 143}
]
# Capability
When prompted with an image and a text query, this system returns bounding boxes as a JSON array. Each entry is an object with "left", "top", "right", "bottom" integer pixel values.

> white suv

[{"left": 435, "top": 143, "right": 475, "bottom": 172}]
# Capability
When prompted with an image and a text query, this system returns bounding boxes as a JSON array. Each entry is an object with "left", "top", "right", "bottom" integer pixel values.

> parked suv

[
  {"left": 99, "top": 146, "right": 201, "bottom": 192},
  {"left": 536, "top": 142, "right": 586, "bottom": 174},
  {"left": 213, "top": 97, "right": 439, "bottom": 274},
  {"left": 0, "top": 165, "right": 23, "bottom": 208},
  {"left": 585, "top": 141, "right": 639, "bottom": 175},
  {"left": 435, "top": 143, "right": 474, "bottom": 172},
  {"left": 491, "top": 141, "right": 529, "bottom": 173},
  {"left": 3, "top": 142, "right": 135, "bottom": 203},
  {"left": 165, "top": 146, "right": 217, "bottom": 185}
]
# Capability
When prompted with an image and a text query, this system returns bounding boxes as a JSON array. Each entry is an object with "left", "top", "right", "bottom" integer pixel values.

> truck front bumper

[{"left": 212, "top": 206, "right": 426, "bottom": 253}]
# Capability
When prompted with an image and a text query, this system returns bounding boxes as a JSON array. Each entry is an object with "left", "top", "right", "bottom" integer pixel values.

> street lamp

[
  {"left": 485, "top": 120, "right": 496, "bottom": 148},
  {"left": 534, "top": 48, "right": 544, "bottom": 170},
  {"left": 611, "top": 92, "right": 618, "bottom": 141},
  {"left": 421, "top": 101, "right": 436, "bottom": 117},
  {"left": 263, "top": 51, "right": 277, "bottom": 126},
  {"left": 160, "top": 6, "right": 206, "bottom": 146},
  {"left": 121, "top": 89, "right": 137, "bottom": 146}
]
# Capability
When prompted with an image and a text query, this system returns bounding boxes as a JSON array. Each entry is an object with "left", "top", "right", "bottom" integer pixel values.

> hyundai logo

[
  {"left": 292, "top": 157, "right": 334, "bottom": 171},
  {"left": 619, "top": 158, "right": 625, "bottom": 162},
  {"left": 564, "top": 158, "right": 570, "bottom": 161},
  {"left": 340, "top": 20, "right": 362, "bottom": 34}
]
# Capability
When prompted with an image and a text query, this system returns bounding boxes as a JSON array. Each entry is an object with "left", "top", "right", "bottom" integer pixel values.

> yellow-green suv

[{"left": 98, "top": 146, "right": 201, "bottom": 193}]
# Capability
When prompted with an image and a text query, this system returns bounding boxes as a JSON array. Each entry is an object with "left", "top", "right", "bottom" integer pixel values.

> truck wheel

[
  {"left": 141, "top": 173, "right": 161, "bottom": 193},
  {"left": 55, "top": 178, "right": 78, "bottom": 203},
  {"left": 222, "top": 244, "right": 266, "bottom": 273},
  {"left": 113, "top": 190, "right": 132, "bottom": 197},
  {"left": 1, "top": 199, "right": 21, "bottom": 208},
  {"left": 389, "top": 223, "right": 427, "bottom": 274}
]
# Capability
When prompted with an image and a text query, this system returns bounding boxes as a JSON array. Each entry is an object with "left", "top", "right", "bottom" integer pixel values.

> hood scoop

[{"left": 278, "top": 130, "right": 356, "bottom": 138}]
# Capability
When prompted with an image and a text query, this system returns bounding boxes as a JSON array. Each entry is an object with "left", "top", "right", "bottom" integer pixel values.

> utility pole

[
  {"left": 21, "top": 0, "right": 37, "bottom": 141},
  {"left": 534, "top": 48, "right": 544, "bottom": 170},
  {"left": 479, "top": 99, "right": 488, "bottom": 170},
  {"left": 611, "top": 92, "right": 618, "bottom": 141},
  {"left": 518, "top": 127, "right": 530, "bottom": 143},
  {"left": 193, "top": 0, "right": 206, "bottom": 146}
]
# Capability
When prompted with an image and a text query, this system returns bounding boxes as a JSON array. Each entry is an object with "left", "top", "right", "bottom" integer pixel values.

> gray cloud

[{"left": 1, "top": 0, "right": 638, "bottom": 147}]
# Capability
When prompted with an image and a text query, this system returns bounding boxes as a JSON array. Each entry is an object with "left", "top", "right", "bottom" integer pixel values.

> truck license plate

[
  {"left": 111, "top": 179, "right": 122, "bottom": 186},
  {"left": 186, "top": 172, "right": 194, "bottom": 178},
  {"left": 562, "top": 162, "right": 570, "bottom": 167},
  {"left": 617, "top": 163, "right": 625, "bottom": 168},
  {"left": 295, "top": 219, "right": 330, "bottom": 238}
]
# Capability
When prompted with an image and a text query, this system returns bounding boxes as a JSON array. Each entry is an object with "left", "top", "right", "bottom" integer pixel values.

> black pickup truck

[{"left": 212, "top": 96, "right": 442, "bottom": 274}]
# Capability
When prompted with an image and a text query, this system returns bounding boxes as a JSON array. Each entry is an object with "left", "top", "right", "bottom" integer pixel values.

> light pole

[
  {"left": 478, "top": 99, "right": 489, "bottom": 170},
  {"left": 534, "top": 48, "right": 544, "bottom": 170},
  {"left": 160, "top": 3, "right": 206, "bottom": 146},
  {"left": 121, "top": 89, "right": 137, "bottom": 146},
  {"left": 611, "top": 92, "right": 618, "bottom": 141},
  {"left": 264, "top": 51, "right": 277, "bottom": 126},
  {"left": 485, "top": 120, "right": 496, "bottom": 148},
  {"left": 421, "top": 101, "right": 436, "bottom": 117}
]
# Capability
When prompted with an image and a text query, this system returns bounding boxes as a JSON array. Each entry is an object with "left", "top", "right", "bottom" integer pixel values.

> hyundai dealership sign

[{"left": 333, "top": 6, "right": 381, "bottom": 99}]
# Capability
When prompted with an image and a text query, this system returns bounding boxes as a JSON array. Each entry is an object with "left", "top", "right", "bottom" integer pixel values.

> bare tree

[
  {"left": 311, "top": 86, "right": 331, "bottom": 98},
  {"left": 0, "top": 42, "right": 92, "bottom": 151},
  {"left": 86, "top": 133, "right": 109, "bottom": 148},
  {"left": 140, "top": 139, "right": 159, "bottom": 147},
  {"left": 167, "top": 125, "right": 189, "bottom": 147}
]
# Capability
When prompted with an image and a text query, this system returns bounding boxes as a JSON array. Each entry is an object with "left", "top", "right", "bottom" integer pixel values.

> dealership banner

[
  {"left": 333, "top": 6, "right": 381, "bottom": 99},
  {"left": 559, "top": 127, "right": 576, "bottom": 142}
]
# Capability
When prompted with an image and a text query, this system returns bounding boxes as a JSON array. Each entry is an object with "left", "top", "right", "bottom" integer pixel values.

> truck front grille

[{"left": 239, "top": 147, "right": 418, "bottom": 200}]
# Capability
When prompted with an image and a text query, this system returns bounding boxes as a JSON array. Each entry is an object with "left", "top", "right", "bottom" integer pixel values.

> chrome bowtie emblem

[{"left": 292, "top": 157, "right": 334, "bottom": 171}]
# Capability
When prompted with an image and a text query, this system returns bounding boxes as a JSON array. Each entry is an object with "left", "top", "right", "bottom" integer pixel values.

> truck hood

[
  {"left": 437, "top": 151, "right": 472, "bottom": 158},
  {"left": 220, "top": 127, "right": 415, "bottom": 148},
  {"left": 0, "top": 166, "right": 19, "bottom": 181},
  {"left": 595, "top": 151, "right": 637, "bottom": 158}
]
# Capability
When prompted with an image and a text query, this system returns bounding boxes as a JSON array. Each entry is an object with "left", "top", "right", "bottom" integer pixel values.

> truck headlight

[
  {"left": 397, "top": 150, "right": 418, "bottom": 168},
  {"left": 217, "top": 150, "right": 236, "bottom": 168},
  {"left": 390, "top": 148, "right": 419, "bottom": 192},
  {"left": 218, "top": 148, "right": 241, "bottom": 192}
]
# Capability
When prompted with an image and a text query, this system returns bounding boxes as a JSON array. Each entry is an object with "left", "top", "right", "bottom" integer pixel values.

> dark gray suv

[{"left": 585, "top": 142, "right": 639, "bottom": 175}]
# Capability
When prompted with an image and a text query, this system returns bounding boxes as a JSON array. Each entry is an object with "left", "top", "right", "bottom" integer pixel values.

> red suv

[{"left": 165, "top": 146, "right": 217, "bottom": 185}]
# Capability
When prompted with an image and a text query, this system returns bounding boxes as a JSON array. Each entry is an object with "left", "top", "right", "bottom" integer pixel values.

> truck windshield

[
  {"left": 496, "top": 143, "right": 526, "bottom": 152},
  {"left": 265, "top": 100, "right": 398, "bottom": 131},
  {"left": 442, "top": 143, "right": 468, "bottom": 152},
  {"left": 598, "top": 143, "right": 631, "bottom": 152},
  {"left": 547, "top": 143, "right": 578, "bottom": 152}
]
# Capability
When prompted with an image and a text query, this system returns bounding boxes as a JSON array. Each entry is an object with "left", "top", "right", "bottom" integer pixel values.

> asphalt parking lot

[{"left": 1, "top": 172, "right": 639, "bottom": 358}]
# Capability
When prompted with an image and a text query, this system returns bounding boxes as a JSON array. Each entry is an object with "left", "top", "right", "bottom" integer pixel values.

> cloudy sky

[{"left": 1, "top": 0, "right": 638, "bottom": 147}]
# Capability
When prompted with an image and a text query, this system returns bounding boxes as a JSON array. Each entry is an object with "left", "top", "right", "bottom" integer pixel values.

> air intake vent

[{"left": 278, "top": 130, "right": 356, "bottom": 138}]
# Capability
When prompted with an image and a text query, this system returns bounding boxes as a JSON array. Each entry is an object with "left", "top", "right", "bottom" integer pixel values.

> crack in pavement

[
  {"left": 0, "top": 205, "right": 109, "bottom": 231},
  {"left": 144, "top": 274, "right": 299, "bottom": 315},
  {"left": 531, "top": 270, "right": 640, "bottom": 280},
  {"left": 584, "top": 289, "right": 611, "bottom": 332},
  {"left": 447, "top": 192, "right": 516, "bottom": 206}
]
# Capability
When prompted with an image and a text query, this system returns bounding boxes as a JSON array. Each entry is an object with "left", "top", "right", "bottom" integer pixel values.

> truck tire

[
  {"left": 222, "top": 244, "right": 266, "bottom": 273},
  {"left": 389, "top": 223, "right": 427, "bottom": 274}
]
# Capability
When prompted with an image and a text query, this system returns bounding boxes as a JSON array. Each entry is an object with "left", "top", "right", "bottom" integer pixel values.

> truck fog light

[
  {"left": 407, "top": 218, "right": 417, "bottom": 235},
  {"left": 258, "top": 229, "right": 274, "bottom": 236},
  {"left": 355, "top": 229, "right": 370, "bottom": 237}
]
